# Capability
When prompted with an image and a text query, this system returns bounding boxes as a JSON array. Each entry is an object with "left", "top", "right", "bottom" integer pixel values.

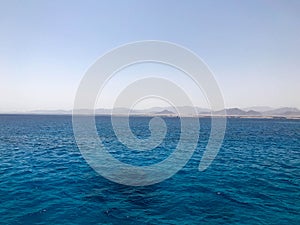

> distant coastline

[{"left": 1, "top": 106, "right": 300, "bottom": 119}]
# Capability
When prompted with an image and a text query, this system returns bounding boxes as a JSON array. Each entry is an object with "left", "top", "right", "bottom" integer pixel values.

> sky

[{"left": 0, "top": 0, "right": 300, "bottom": 112}]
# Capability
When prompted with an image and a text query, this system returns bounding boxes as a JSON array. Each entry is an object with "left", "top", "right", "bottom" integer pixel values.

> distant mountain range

[
  {"left": 8, "top": 106, "right": 299, "bottom": 118},
  {"left": 212, "top": 107, "right": 300, "bottom": 117}
]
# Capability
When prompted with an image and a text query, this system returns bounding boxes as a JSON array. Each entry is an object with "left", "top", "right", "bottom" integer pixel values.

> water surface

[{"left": 0, "top": 115, "right": 299, "bottom": 224}]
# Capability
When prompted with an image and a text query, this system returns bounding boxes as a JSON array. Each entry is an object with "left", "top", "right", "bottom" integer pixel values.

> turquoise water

[{"left": 0, "top": 115, "right": 299, "bottom": 224}]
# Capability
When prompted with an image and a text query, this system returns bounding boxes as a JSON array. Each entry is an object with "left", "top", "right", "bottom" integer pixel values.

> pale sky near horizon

[{"left": 0, "top": 0, "right": 300, "bottom": 112}]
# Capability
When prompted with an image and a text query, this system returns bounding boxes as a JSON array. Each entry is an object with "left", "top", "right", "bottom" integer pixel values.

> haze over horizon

[{"left": 1, "top": 0, "right": 299, "bottom": 112}]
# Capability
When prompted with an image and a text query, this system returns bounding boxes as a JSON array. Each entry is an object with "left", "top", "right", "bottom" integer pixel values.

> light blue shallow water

[{"left": 0, "top": 115, "right": 299, "bottom": 224}]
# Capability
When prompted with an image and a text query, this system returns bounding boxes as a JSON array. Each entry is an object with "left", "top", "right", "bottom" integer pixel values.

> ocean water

[{"left": 0, "top": 115, "right": 299, "bottom": 225}]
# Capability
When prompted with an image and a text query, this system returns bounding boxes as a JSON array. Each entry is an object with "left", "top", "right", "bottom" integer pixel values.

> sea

[{"left": 0, "top": 115, "right": 299, "bottom": 225}]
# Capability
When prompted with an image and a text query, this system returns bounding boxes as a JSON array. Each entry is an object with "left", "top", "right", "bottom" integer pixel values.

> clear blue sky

[{"left": 0, "top": 0, "right": 299, "bottom": 111}]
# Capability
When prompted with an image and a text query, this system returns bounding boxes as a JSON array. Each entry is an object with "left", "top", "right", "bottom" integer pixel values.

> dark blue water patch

[
  {"left": 96, "top": 116, "right": 182, "bottom": 166},
  {"left": 0, "top": 115, "right": 299, "bottom": 225}
]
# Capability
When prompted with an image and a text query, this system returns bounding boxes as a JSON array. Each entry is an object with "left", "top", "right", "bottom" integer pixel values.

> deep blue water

[{"left": 0, "top": 115, "right": 299, "bottom": 225}]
